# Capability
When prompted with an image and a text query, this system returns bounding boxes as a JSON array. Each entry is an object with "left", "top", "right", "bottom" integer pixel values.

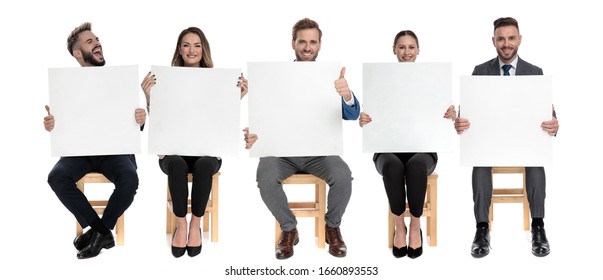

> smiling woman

[{"left": 140, "top": 26, "right": 248, "bottom": 259}]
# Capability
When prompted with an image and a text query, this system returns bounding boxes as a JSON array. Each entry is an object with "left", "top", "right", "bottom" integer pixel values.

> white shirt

[{"left": 498, "top": 56, "right": 518, "bottom": 76}]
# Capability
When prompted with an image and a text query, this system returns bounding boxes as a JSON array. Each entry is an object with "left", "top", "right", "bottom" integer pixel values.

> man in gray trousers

[
  {"left": 454, "top": 17, "right": 559, "bottom": 258},
  {"left": 244, "top": 18, "right": 360, "bottom": 260}
]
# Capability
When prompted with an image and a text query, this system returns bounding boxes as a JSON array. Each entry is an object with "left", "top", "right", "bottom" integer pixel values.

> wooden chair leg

[
  {"left": 203, "top": 214, "right": 210, "bottom": 233},
  {"left": 426, "top": 181, "right": 432, "bottom": 238},
  {"left": 388, "top": 211, "right": 394, "bottom": 248},
  {"left": 488, "top": 203, "right": 494, "bottom": 230},
  {"left": 210, "top": 173, "right": 219, "bottom": 242},
  {"left": 429, "top": 178, "right": 438, "bottom": 246},
  {"left": 166, "top": 205, "right": 172, "bottom": 234},
  {"left": 522, "top": 173, "right": 530, "bottom": 230},
  {"left": 275, "top": 221, "right": 281, "bottom": 246},
  {"left": 116, "top": 215, "right": 125, "bottom": 245},
  {"left": 317, "top": 181, "right": 326, "bottom": 249},
  {"left": 314, "top": 184, "right": 319, "bottom": 238}
]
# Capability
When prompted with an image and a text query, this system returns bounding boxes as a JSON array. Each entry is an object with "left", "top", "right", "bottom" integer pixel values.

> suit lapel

[
  {"left": 516, "top": 57, "right": 526, "bottom": 75},
  {"left": 488, "top": 58, "right": 500, "bottom": 75}
]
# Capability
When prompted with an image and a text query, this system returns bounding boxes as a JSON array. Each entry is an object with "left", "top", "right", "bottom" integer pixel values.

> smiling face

[
  {"left": 394, "top": 35, "right": 419, "bottom": 62},
  {"left": 292, "top": 28, "right": 321, "bottom": 61},
  {"left": 74, "top": 30, "right": 105, "bottom": 66},
  {"left": 492, "top": 25, "right": 521, "bottom": 64},
  {"left": 178, "top": 32, "right": 203, "bottom": 67}
]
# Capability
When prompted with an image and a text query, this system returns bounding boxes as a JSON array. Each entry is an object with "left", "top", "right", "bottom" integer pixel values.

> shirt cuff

[{"left": 343, "top": 92, "right": 355, "bottom": 106}]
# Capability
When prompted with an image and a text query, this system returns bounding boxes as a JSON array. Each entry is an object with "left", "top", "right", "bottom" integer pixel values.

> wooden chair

[
  {"left": 75, "top": 172, "right": 125, "bottom": 245},
  {"left": 166, "top": 172, "right": 220, "bottom": 242},
  {"left": 489, "top": 167, "right": 529, "bottom": 230},
  {"left": 388, "top": 173, "right": 438, "bottom": 247},
  {"left": 275, "top": 174, "right": 327, "bottom": 248}
]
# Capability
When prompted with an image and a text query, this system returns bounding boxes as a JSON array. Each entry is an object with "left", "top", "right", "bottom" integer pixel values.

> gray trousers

[
  {"left": 473, "top": 167, "right": 546, "bottom": 223},
  {"left": 257, "top": 156, "right": 353, "bottom": 231}
]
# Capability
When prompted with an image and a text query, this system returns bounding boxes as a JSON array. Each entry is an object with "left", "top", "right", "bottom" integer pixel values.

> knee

[
  {"left": 406, "top": 163, "right": 428, "bottom": 176},
  {"left": 329, "top": 165, "right": 353, "bottom": 186},
  {"left": 256, "top": 158, "right": 280, "bottom": 187},
  {"left": 380, "top": 161, "right": 403, "bottom": 178},
  {"left": 47, "top": 168, "right": 70, "bottom": 193},
  {"left": 257, "top": 173, "right": 278, "bottom": 191},
  {"left": 114, "top": 170, "right": 139, "bottom": 193},
  {"left": 193, "top": 158, "right": 218, "bottom": 176},
  {"left": 166, "top": 156, "right": 188, "bottom": 174}
]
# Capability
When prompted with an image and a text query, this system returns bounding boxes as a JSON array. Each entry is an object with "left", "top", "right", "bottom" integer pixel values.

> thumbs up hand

[
  {"left": 44, "top": 105, "right": 55, "bottom": 132},
  {"left": 334, "top": 67, "right": 351, "bottom": 101}
]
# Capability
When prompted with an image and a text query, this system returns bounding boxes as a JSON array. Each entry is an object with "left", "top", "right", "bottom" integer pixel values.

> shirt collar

[{"left": 498, "top": 56, "right": 518, "bottom": 70}]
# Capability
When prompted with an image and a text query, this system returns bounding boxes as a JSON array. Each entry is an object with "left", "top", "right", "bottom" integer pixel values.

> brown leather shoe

[
  {"left": 325, "top": 225, "right": 347, "bottom": 257},
  {"left": 275, "top": 228, "right": 299, "bottom": 260}
]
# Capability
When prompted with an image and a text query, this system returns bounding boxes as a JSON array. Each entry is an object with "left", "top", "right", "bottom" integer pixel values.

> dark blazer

[{"left": 472, "top": 56, "right": 543, "bottom": 76}]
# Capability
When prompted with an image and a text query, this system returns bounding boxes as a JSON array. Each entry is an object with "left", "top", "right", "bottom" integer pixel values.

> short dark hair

[
  {"left": 493, "top": 17, "right": 519, "bottom": 33},
  {"left": 393, "top": 30, "right": 419, "bottom": 50},
  {"left": 67, "top": 22, "right": 91, "bottom": 56},
  {"left": 292, "top": 18, "right": 322, "bottom": 41}
]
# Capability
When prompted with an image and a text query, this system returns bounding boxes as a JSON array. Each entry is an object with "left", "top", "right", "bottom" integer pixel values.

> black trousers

[
  {"left": 160, "top": 156, "right": 221, "bottom": 217},
  {"left": 47, "top": 155, "right": 138, "bottom": 229},
  {"left": 374, "top": 153, "right": 437, "bottom": 217}
]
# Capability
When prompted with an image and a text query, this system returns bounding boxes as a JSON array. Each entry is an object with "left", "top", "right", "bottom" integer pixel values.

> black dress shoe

[
  {"left": 471, "top": 226, "right": 490, "bottom": 258},
  {"left": 392, "top": 245, "right": 408, "bottom": 258},
  {"left": 73, "top": 228, "right": 96, "bottom": 251},
  {"left": 531, "top": 226, "right": 550, "bottom": 257},
  {"left": 187, "top": 228, "right": 202, "bottom": 257},
  {"left": 392, "top": 226, "right": 407, "bottom": 258},
  {"left": 77, "top": 231, "right": 115, "bottom": 259},
  {"left": 408, "top": 229, "right": 423, "bottom": 259},
  {"left": 171, "top": 227, "right": 186, "bottom": 258}
]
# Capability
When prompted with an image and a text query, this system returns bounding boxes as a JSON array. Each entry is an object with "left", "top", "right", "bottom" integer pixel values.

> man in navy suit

[
  {"left": 454, "top": 17, "right": 559, "bottom": 258},
  {"left": 44, "top": 22, "right": 146, "bottom": 259}
]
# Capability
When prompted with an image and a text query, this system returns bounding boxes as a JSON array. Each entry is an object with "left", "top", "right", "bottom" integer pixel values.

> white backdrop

[{"left": 1, "top": 0, "right": 600, "bottom": 279}]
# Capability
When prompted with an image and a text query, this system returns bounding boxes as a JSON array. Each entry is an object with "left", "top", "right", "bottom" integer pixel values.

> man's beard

[
  {"left": 295, "top": 52, "right": 318, "bottom": 62},
  {"left": 497, "top": 47, "right": 517, "bottom": 62},
  {"left": 82, "top": 50, "right": 106, "bottom": 66}
]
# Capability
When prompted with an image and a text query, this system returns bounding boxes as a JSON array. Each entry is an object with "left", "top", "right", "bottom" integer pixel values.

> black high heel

[
  {"left": 187, "top": 228, "right": 202, "bottom": 257},
  {"left": 408, "top": 229, "right": 423, "bottom": 259},
  {"left": 171, "top": 227, "right": 186, "bottom": 258},
  {"left": 392, "top": 226, "right": 408, "bottom": 258}
]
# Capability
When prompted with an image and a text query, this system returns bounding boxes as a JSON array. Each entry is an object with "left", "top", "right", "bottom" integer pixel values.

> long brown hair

[{"left": 171, "top": 27, "right": 213, "bottom": 68}]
